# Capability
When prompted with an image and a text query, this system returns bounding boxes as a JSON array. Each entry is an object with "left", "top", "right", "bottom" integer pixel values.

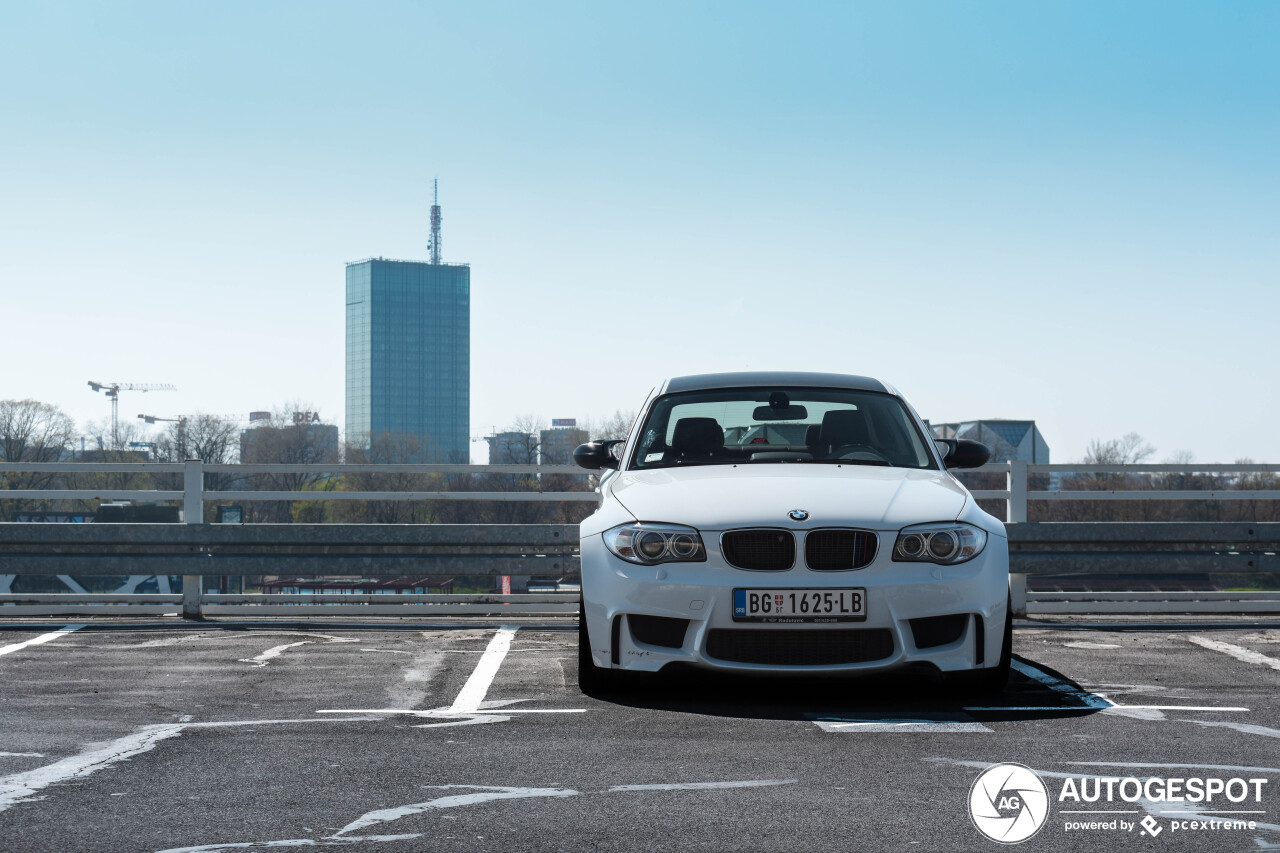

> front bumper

[{"left": 581, "top": 530, "right": 1009, "bottom": 675}]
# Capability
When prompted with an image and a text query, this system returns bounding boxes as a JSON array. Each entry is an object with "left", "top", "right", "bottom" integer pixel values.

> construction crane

[
  {"left": 137, "top": 414, "right": 187, "bottom": 459},
  {"left": 138, "top": 413, "right": 249, "bottom": 460},
  {"left": 87, "top": 382, "right": 176, "bottom": 449}
]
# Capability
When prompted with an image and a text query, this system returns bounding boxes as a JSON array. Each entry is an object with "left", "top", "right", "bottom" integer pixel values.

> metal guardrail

[
  {"left": 0, "top": 461, "right": 600, "bottom": 505},
  {"left": 0, "top": 521, "right": 580, "bottom": 619},
  {"left": 0, "top": 592, "right": 580, "bottom": 617},
  {"left": 2, "top": 461, "right": 1279, "bottom": 618},
  {"left": 4, "top": 460, "right": 1279, "bottom": 513}
]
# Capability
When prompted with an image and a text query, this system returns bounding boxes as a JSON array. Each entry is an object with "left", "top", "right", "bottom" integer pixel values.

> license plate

[{"left": 733, "top": 588, "right": 866, "bottom": 623}]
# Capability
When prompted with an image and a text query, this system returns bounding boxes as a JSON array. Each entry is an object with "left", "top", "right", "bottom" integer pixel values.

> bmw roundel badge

[{"left": 788, "top": 509, "right": 810, "bottom": 522}]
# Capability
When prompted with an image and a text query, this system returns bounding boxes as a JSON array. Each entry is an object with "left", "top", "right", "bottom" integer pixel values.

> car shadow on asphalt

[{"left": 581, "top": 655, "right": 1105, "bottom": 725}]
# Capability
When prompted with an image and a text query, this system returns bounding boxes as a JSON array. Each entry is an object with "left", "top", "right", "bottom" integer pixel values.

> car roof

[{"left": 660, "top": 372, "right": 895, "bottom": 396}]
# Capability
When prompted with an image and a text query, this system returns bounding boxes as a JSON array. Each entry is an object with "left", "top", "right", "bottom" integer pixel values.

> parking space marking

[
  {"left": 0, "top": 624, "right": 83, "bottom": 658},
  {"left": 1007, "top": 659, "right": 1114, "bottom": 709},
  {"left": 1067, "top": 761, "right": 1280, "bottom": 774},
  {"left": 0, "top": 725, "right": 185, "bottom": 812},
  {"left": 813, "top": 713, "right": 991, "bottom": 733},
  {"left": 449, "top": 626, "right": 518, "bottom": 713},
  {"left": 1189, "top": 636, "right": 1280, "bottom": 672},
  {"left": 1180, "top": 720, "right": 1280, "bottom": 739},
  {"left": 965, "top": 659, "right": 1248, "bottom": 714},
  {"left": 238, "top": 641, "right": 310, "bottom": 667},
  {"left": 237, "top": 633, "right": 360, "bottom": 668},
  {"left": 317, "top": 626, "right": 585, "bottom": 724},
  {"left": 337, "top": 785, "right": 580, "bottom": 835},
  {"left": 152, "top": 779, "right": 800, "bottom": 852},
  {"left": 0, "top": 716, "right": 379, "bottom": 814},
  {"left": 317, "top": 708, "right": 586, "bottom": 717}
]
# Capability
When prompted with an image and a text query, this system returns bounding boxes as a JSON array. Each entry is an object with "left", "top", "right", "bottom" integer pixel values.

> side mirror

[
  {"left": 573, "top": 439, "right": 622, "bottom": 470},
  {"left": 935, "top": 438, "right": 991, "bottom": 469}
]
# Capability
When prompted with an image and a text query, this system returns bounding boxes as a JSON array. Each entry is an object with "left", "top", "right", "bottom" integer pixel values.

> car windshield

[{"left": 629, "top": 387, "right": 936, "bottom": 470}]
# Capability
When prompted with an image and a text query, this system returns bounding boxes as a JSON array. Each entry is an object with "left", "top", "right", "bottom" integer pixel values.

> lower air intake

[
  {"left": 909, "top": 614, "right": 968, "bottom": 649},
  {"left": 705, "top": 628, "right": 893, "bottom": 666},
  {"left": 628, "top": 615, "right": 689, "bottom": 649}
]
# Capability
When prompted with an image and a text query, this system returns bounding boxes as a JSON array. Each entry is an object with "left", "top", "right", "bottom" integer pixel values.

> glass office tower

[{"left": 345, "top": 258, "right": 470, "bottom": 462}]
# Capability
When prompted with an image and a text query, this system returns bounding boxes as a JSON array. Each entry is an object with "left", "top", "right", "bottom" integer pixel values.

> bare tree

[
  {"left": 1083, "top": 433, "right": 1155, "bottom": 465},
  {"left": 240, "top": 405, "right": 339, "bottom": 522},
  {"left": 583, "top": 409, "right": 637, "bottom": 443},
  {"left": 0, "top": 400, "right": 77, "bottom": 464},
  {"left": 337, "top": 433, "right": 438, "bottom": 524},
  {"left": 152, "top": 414, "right": 241, "bottom": 466},
  {"left": 0, "top": 400, "right": 78, "bottom": 520}
]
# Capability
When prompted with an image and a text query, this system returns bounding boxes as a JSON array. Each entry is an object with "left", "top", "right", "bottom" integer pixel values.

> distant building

[
  {"left": 345, "top": 185, "right": 469, "bottom": 462},
  {"left": 486, "top": 431, "right": 537, "bottom": 465},
  {"left": 240, "top": 411, "right": 340, "bottom": 464},
  {"left": 930, "top": 420, "right": 1049, "bottom": 464},
  {"left": 540, "top": 422, "right": 588, "bottom": 466}
]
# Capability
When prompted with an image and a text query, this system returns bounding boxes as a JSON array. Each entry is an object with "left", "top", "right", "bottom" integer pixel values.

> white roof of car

[{"left": 660, "top": 372, "right": 896, "bottom": 396}]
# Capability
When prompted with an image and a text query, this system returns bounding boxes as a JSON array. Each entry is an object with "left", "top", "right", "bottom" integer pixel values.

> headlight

[
  {"left": 604, "top": 523, "right": 706, "bottom": 565},
  {"left": 892, "top": 522, "right": 986, "bottom": 565}
]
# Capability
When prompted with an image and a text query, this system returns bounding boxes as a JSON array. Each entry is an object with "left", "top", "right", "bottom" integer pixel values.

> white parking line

[
  {"left": 0, "top": 725, "right": 184, "bottom": 812},
  {"left": 151, "top": 779, "right": 801, "bottom": 851},
  {"left": 317, "top": 708, "right": 585, "bottom": 716},
  {"left": 0, "top": 716, "right": 377, "bottom": 814},
  {"left": 1181, "top": 720, "right": 1280, "bottom": 739},
  {"left": 964, "top": 659, "right": 1248, "bottom": 713},
  {"left": 238, "top": 641, "right": 310, "bottom": 667},
  {"left": 0, "top": 624, "right": 83, "bottom": 658},
  {"left": 1009, "top": 659, "right": 1113, "bottom": 709},
  {"left": 1189, "top": 636, "right": 1280, "bottom": 672},
  {"left": 815, "top": 716, "right": 991, "bottom": 733},
  {"left": 449, "top": 626, "right": 518, "bottom": 713}
]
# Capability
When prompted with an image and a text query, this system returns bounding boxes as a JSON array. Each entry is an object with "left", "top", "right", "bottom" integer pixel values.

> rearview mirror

[
  {"left": 573, "top": 439, "right": 622, "bottom": 470},
  {"left": 935, "top": 438, "right": 991, "bottom": 469},
  {"left": 752, "top": 404, "right": 808, "bottom": 421}
]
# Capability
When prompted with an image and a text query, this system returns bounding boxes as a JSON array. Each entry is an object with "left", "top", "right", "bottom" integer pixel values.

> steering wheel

[{"left": 830, "top": 444, "right": 892, "bottom": 463}]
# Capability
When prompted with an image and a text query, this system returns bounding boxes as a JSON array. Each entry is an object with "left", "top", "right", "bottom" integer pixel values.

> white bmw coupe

[{"left": 572, "top": 372, "right": 1011, "bottom": 693}]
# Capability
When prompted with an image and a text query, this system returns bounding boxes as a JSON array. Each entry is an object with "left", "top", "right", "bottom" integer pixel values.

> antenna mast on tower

[{"left": 428, "top": 178, "right": 442, "bottom": 265}]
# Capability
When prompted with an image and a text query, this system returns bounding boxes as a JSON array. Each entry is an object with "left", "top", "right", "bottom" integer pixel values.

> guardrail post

[
  {"left": 1008, "top": 459, "right": 1028, "bottom": 617},
  {"left": 183, "top": 459, "right": 204, "bottom": 620},
  {"left": 1008, "top": 460, "right": 1028, "bottom": 524}
]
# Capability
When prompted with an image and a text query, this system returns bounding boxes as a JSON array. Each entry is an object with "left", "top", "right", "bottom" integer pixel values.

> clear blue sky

[{"left": 2, "top": 1, "right": 1277, "bottom": 462}]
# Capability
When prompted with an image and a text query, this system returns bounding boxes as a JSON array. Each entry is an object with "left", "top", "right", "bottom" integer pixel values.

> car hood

[{"left": 607, "top": 464, "right": 970, "bottom": 531}]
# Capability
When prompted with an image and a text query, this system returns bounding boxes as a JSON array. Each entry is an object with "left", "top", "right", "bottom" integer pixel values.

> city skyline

[{"left": 3, "top": 2, "right": 1278, "bottom": 463}]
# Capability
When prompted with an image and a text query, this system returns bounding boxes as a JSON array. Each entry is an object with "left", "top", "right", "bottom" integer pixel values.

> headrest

[
  {"left": 819, "top": 409, "right": 869, "bottom": 447},
  {"left": 805, "top": 424, "right": 821, "bottom": 447},
  {"left": 671, "top": 417, "right": 724, "bottom": 457}
]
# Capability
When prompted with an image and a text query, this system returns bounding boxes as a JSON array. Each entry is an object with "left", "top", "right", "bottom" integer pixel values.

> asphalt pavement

[{"left": 3, "top": 617, "right": 1280, "bottom": 852}]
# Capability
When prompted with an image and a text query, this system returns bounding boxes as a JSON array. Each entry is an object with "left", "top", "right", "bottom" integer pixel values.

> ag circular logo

[
  {"left": 788, "top": 509, "right": 809, "bottom": 521},
  {"left": 968, "top": 763, "right": 1049, "bottom": 844}
]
